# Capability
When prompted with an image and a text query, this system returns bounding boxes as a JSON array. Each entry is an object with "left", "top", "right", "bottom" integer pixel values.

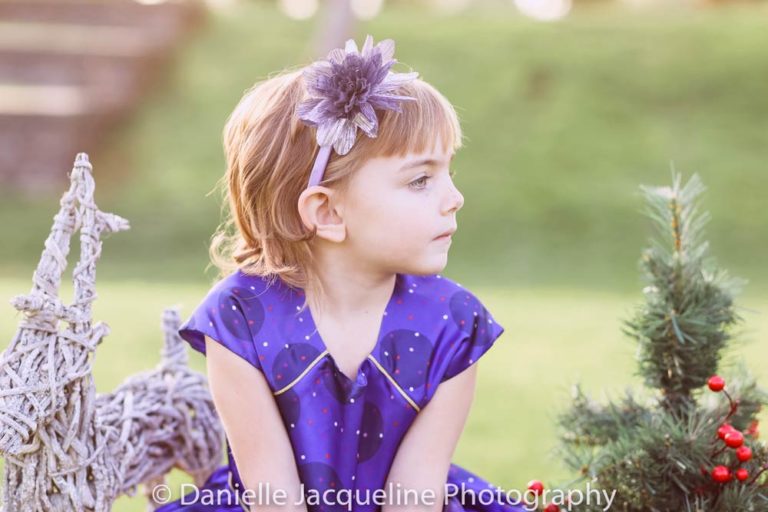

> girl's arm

[
  {"left": 382, "top": 364, "right": 479, "bottom": 512},
  {"left": 205, "top": 336, "right": 308, "bottom": 512}
]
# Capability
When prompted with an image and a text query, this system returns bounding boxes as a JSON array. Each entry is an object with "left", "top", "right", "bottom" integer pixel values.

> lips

[{"left": 434, "top": 229, "right": 456, "bottom": 240}]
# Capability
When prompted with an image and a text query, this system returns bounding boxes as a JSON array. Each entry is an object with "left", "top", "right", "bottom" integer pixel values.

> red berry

[
  {"left": 708, "top": 376, "right": 725, "bottom": 392},
  {"left": 725, "top": 430, "right": 745, "bottom": 448},
  {"left": 736, "top": 445, "right": 752, "bottom": 462},
  {"left": 526, "top": 480, "right": 544, "bottom": 496},
  {"left": 717, "top": 424, "right": 735, "bottom": 440},
  {"left": 544, "top": 505, "right": 559, "bottom": 512},
  {"left": 736, "top": 468, "right": 749, "bottom": 482},
  {"left": 711, "top": 465, "right": 731, "bottom": 483}
]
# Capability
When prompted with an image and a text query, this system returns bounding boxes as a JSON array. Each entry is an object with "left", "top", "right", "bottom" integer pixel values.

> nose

[{"left": 442, "top": 179, "right": 464, "bottom": 214}]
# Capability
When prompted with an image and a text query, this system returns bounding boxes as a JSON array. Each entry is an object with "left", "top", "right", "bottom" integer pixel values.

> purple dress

[{"left": 156, "top": 270, "right": 526, "bottom": 512}]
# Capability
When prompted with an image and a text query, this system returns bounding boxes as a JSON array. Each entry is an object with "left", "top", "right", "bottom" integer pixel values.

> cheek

[
  {"left": 383, "top": 207, "right": 434, "bottom": 249},
  {"left": 377, "top": 195, "right": 428, "bottom": 232},
  {"left": 345, "top": 201, "right": 386, "bottom": 246},
  {"left": 346, "top": 189, "right": 434, "bottom": 245}
]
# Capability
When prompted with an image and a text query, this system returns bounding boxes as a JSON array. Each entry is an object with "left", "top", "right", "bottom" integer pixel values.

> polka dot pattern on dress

[
  {"left": 165, "top": 271, "right": 521, "bottom": 512},
  {"left": 449, "top": 290, "right": 495, "bottom": 347},
  {"left": 379, "top": 329, "right": 433, "bottom": 391}
]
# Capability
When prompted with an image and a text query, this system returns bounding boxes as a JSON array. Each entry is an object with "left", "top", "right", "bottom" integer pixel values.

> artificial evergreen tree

[{"left": 552, "top": 172, "right": 768, "bottom": 511}]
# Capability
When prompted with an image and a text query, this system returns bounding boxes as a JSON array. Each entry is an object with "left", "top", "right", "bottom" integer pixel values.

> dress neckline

[{"left": 303, "top": 273, "right": 402, "bottom": 383}]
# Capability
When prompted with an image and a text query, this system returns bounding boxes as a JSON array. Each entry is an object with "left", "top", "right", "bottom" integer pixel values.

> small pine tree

[{"left": 554, "top": 172, "right": 768, "bottom": 511}]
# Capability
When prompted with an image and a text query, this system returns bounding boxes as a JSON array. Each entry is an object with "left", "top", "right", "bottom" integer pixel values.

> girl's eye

[
  {"left": 409, "top": 175, "right": 430, "bottom": 189},
  {"left": 409, "top": 168, "right": 456, "bottom": 190}
]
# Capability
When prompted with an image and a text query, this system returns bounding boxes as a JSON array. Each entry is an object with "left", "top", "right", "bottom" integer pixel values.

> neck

[{"left": 306, "top": 246, "right": 397, "bottom": 319}]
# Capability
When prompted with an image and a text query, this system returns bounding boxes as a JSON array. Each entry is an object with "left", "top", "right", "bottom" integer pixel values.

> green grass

[{"left": 1, "top": 2, "right": 768, "bottom": 510}]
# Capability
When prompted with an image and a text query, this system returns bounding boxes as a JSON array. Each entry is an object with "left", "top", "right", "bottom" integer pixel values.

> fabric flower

[{"left": 297, "top": 34, "right": 419, "bottom": 155}]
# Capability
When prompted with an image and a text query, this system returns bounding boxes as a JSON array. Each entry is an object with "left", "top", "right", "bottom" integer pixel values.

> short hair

[{"left": 209, "top": 66, "right": 463, "bottom": 307}]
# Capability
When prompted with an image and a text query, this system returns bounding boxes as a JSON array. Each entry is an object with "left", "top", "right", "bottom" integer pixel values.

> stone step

[
  {"left": 0, "top": 0, "right": 205, "bottom": 33},
  {"left": 0, "top": 0, "right": 207, "bottom": 195},
  {"left": 0, "top": 21, "right": 161, "bottom": 57},
  {"left": 0, "top": 83, "right": 92, "bottom": 116},
  {"left": 0, "top": 46, "right": 168, "bottom": 115}
]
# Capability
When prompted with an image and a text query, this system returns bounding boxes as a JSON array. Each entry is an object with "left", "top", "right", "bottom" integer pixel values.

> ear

[{"left": 298, "top": 186, "right": 347, "bottom": 243}]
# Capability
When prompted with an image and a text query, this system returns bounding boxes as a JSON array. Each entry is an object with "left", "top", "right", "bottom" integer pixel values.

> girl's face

[{"left": 340, "top": 138, "right": 464, "bottom": 275}]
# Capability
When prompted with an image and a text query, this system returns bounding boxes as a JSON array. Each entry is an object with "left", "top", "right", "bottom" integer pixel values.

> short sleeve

[
  {"left": 438, "top": 291, "right": 505, "bottom": 384},
  {"left": 178, "top": 281, "right": 263, "bottom": 370}
]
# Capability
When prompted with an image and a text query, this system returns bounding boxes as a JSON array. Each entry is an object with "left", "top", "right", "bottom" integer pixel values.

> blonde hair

[{"left": 209, "top": 65, "right": 463, "bottom": 310}]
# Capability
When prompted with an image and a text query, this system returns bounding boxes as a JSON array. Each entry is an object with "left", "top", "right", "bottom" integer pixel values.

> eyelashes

[
  {"left": 408, "top": 169, "right": 458, "bottom": 190},
  {"left": 409, "top": 175, "right": 430, "bottom": 190}
]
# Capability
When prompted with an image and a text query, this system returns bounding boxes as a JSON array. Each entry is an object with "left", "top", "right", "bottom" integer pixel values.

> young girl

[{"left": 157, "top": 36, "right": 529, "bottom": 512}]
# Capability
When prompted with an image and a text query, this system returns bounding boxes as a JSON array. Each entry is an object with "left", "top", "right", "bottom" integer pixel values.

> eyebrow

[{"left": 398, "top": 154, "right": 455, "bottom": 172}]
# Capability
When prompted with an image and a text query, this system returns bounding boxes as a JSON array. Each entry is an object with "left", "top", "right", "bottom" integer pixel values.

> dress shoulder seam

[
  {"left": 367, "top": 355, "right": 421, "bottom": 413},
  {"left": 272, "top": 350, "right": 329, "bottom": 396}
]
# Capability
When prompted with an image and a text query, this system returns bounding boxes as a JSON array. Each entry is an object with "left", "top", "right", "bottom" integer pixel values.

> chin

[{"left": 406, "top": 257, "right": 448, "bottom": 276}]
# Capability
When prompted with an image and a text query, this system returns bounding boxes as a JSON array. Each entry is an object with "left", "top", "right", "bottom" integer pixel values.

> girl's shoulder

[
  {"left": 400, "top": 273, "right": 503, "bottom": 346},
  {"left": 391, "top": 274, "right": 506, "bottom": 406},
  {"left": 176, "top": 269, "right": 295, "bottom": 372}
]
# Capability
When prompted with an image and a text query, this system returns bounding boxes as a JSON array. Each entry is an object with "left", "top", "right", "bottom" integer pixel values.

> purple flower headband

[{"left": 297, "top": 34, "right": 419, "bottom": 188}]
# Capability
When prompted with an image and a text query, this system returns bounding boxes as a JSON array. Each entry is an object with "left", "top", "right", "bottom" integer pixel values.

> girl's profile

[{"left": 157, "top": 35, "right": 524, "bottom": 512}]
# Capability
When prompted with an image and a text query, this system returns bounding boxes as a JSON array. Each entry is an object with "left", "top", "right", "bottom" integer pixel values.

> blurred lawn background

[{"left": 1, "top": 1, "right": 768, "bottom": 510}]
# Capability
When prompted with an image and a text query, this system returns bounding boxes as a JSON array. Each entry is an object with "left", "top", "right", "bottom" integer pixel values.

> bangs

[{"left": 355, "top": 79, "right": 463, "bottom": 159}]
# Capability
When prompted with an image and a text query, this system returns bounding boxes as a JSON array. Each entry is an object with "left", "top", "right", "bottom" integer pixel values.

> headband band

[{"left": 297, "top": 35, "right": 419, "bottom": 188}]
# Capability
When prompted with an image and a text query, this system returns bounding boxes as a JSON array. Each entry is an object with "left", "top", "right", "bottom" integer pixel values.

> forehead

[
  {"left": 401, "top": 135, "right": 452, "bottom": 162},
  {"left": 354, "top": 139, "right": 454, "bottom": 181}
]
